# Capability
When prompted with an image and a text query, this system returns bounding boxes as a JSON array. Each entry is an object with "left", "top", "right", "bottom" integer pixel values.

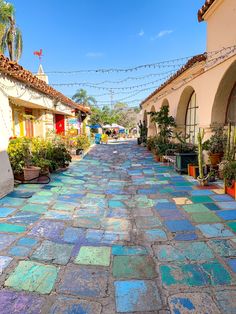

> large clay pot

[
  {"left": 209, "top": 153, "right": 223, "bottom": 166},
  {"left": 23, "top": 166, "right": 41, "bottom": 182}
]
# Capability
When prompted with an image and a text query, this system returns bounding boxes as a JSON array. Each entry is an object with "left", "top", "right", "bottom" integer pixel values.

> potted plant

[
  {"left": 174, "top": 132, "right": 197, "bottom": 174},
  {"left": 76, "top": 134, "right": 91, "bottom": 155},
  {"left": 203, "top": 126, "right": 227, "bottom": 165},
  {"left": 222, "top": 161, "right": 236, "bottom": 199},
  {"left": 197, "top": 128, "right": 209, "bottom": 186}
]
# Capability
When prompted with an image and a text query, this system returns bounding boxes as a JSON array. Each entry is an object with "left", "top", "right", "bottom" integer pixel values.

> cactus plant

[{"left": 197, "top": 128, "right": 209, "bottom": 186}]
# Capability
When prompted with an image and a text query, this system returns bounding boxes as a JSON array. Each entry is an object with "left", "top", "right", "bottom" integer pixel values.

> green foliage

[
  {"left": 174, "top": 131, "right": 196, "bottom": 153},
  {"left": 138, "top": 120, "right": 148, "bottom": 144},
  {"left": 222, "top": 161, "right": 236, "bottom": 187},
  {"left": 225, "top": 122, "right": 236, "bottom": 161},
  {"left": 0, "top": 0, "right": 23, "bottom": 61},
  {"left": 7, "top": 136, "right": 72, "bottom": 175},
  {"left": 76, "top": 134, "right": 91, "bottom": 150},
  {"left": 149, "top": 105, "right": 176, "bottom": 144},
  {"left": 202, "top": 126, "right": 227, "bottom": 154},
  {"left": 72, "top": 89, "right": 96, "bottom": 107},
  {"left": 197, "top": 128, "right": 205, "bottom": 179}
]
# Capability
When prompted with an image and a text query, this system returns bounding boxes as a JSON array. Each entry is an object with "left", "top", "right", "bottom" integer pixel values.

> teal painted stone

[
  {"left": 52, "top": 202, "right": 75, "bottom": 212},
  {"left": 169, "top": 293, "right": 220, "bottom": 314},
  {"left": 0, "top": 223, "right": 26, "bottom": 233},
  {"left": 143, "top": 229, "right": 167, "bottom": 241},
  {"left": 208, "top": 239, "right": 236, "bottom": 257},
  {"left": 28, "top": 195, "right": 53, "bottom": 204},
  {"left": 112, "top": 245, "right": 147, "bottom": 255},
  {"left": 155, "top": 242, "right": 214, "bottom": 261},
  {"left": 31, "top": 240, "right": 73, "bottom": 265},
  {"left": 0, "top": 197, "right": 25, "bottom": 207},
  {"left": 20, "top": 204, "right": 48, "bottom": 213},
  {"left": 5, "top": 261, "right": 58, "bottom": 294},
  {"left": 189, "top": 196, "right": 213, "bottom": 203},
  {"left": 196, "top": 223, "right": 234, "bottom": 238},
  {"left": 75, "top": 246, "right": 111, "bottom": 266},
  {"left": 0, "top": 207, "right": 16, "bottom": 218},
  {"left": 190, "top": 211, "right": 221, "bottom": 223},
  {"left": 160, "top": 260, "right": 232, "bottom": 287}
]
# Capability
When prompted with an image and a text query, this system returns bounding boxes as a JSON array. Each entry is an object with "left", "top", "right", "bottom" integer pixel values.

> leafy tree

[
  {"left": 72, "top": 89, "right": 96, "bottom": 107},
  {"left": 0, "top": 0, "right": 23, "bottom": 62},
  {"left": 149, "top": 105, "right": 176, "bottom": 144}
]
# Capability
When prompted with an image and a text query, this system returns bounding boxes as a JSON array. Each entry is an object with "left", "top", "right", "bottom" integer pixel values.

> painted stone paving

[{"left": 0, "top": 140, "right": 236, "bottom": 313}]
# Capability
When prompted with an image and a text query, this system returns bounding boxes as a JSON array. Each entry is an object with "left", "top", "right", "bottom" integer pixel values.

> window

[
  {"left": 185, "top": 92, "right": 198, "bottom": 144},
  {"left": 226, "top": 83, "right": 236, "bottom": 123}
]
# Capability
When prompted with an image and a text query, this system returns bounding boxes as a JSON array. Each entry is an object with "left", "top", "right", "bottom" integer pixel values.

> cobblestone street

[{"left": 0, "top": 140, "right": 236, "bottom": 313}]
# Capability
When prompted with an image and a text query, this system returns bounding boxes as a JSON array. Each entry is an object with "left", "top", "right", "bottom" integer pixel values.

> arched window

[
  {"left": 185, "top": 92, "right": 198, "bottom": 143},
  {"left": 226, "top": 83, "right": 236, "bottom": 123}
]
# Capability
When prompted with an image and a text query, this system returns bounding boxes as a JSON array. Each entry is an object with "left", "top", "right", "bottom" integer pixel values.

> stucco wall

[
  {"left": 206, "top": 0, "right": 236, "bottom": 52},
  {"left": 141, "top": 55, "right": 236, "bottom": 139}
]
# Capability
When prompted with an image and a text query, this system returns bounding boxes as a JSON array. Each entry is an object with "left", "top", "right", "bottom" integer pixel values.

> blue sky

[{"left": 11, "top": 0, "right": 206, "bottom": 107}]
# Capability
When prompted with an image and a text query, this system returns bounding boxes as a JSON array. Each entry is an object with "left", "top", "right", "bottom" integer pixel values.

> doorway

[{"left": 55, "top": 114, "right": 65, "bottom": 134}]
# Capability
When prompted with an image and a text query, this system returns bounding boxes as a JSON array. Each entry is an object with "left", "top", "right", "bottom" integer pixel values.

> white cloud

[
  {"left": 138, "top": 29, "right": 144, "bottom": 37},
  {"left": 151, "top": 29, "right": 173, "bottom": 40},
  {"left": 86, "top": 52, "right": 104, "bottom": 58}
]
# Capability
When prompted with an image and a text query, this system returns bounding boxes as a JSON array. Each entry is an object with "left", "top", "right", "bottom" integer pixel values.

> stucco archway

[
  {"left": 211, "top": 60, "right": 236, "bottom": 125},
  {"left": 176, "top": 86, "right": 195, "bottom": 127}
]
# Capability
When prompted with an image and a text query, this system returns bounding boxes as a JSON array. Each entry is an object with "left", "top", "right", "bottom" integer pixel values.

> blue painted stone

[
  {"left": 50, "top": 297, "right": 102, "bottom": 314},
  {"left": 0, "top": 256, "right": 12, "bottom": 273},
  {"left": 0, "top": 197, "right": 25, "bottom": 207},
  {"left": 157, "top": 209, "right": 186, "bottom": 220},
  {"left": 63, "top": 227, "right": 85, "bottom": 244},
  {"left": 216, "top": 210, "right": 236, "bottom": 221},
  {"left": 17, "top": 237, "right": 37, "bottom": 247},
  {"left": 9, "top": 246, "right": 32, "bottom": 257},
  {"left": 58, "top": 266, "right": 108, "bottom": 297},
  {"left": 171, "top": 192, "right": 190, "bottom": 197},
  {"left": 164, "top": 220, "right": 195, "bottom": 232},
  {"left": 0, "top": 234, "right": 18, "bottom": 250},
  {"left": 190, "top": 190, "right": 214, "bottom": 196},
  {"left": 205, "top": 203, "right": 221, "bottom": 211},
  {"left": 155, "top": 202, "right": 177, "bottom": 210},
  {"left": 86, "top": 230, "right": 103, "bottom": 242},
  {"left": 196, "top": 223, "right": 234, "bottom": 238},
  {"left": 175, "top": 186, "right": 193, "bottom": 191},
  {"left": 144, "top": 229, "right": 167, "bottom": 241},
  {"left": 7, "top": 190, "right": 34, "bottom": 198},
  {"left": 174, "top": 233, "right": 198, "bottom": 241},
  {"left": 112, "top": 245, "right": 147, "bottom": 255},
  {"left": 114, "top": 280, "right": 162, "bottom": 312},
  {"left": 108, "top": 200, "right": 125, "bottom": 208},
  {"left": 0, "top": 207, "right": 16, "bottom": 218},
  {"left": 168, "top": 293, "right": 220, "bottom": 314},
  {"left": 211, "top": 194, "right": 234, "bottom": 202},
  {"left": 138, "top": 188, "right": 157, "bottom": 194},
  {"left": 29, "top": 220, "right": 65, "bottom": 240},
  {"left": 7, "top": 212, "right": 40, "bottom": 225},
  {"left": 215, "top": 291, "right": 236, "bottom": 314},
  {"left": 216, "top": 202, "right": 236, "bottom": 210},
  {"left": 227, "top": 259, "right": 236, "bottom": 273}
]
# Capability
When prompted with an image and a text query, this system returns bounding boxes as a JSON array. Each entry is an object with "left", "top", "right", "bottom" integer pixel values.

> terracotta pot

[
  {"left": 225, "top": 180, "right": 236, "bottom": 199},
  {"left": 155, "top": 155, "right": 161, "bottom": 162},
  {"left": 23, "top": 166, "right": 41, "bottom": 182},
  {"left": 209, "top": 153, "right": 223, "bottom": 166}
]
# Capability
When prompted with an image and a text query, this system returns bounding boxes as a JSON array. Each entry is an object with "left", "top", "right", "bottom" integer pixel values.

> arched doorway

[
  {"left": 148, "top": 105, "right": 157, "bottom": 136},
  {"left": 211, "top": 60, "right": 236, "bottom": 125}
]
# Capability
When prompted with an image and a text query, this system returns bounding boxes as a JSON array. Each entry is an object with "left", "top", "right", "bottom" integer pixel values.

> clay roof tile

[{"left": 198, "top": 0, "right": 216, "bottom": 22}]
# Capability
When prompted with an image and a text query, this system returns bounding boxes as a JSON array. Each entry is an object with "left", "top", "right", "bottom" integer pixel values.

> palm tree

[
  {"left": 0, "top": 0, "right": 23, "bottom": 62},
  {"left": 72, "top": 89, "right": 96, "bottom": 107}
]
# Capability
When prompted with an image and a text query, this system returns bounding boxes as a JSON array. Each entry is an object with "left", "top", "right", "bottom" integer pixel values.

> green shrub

[{"left": 76, "top": 134, "right": 91, "bottom": 150}]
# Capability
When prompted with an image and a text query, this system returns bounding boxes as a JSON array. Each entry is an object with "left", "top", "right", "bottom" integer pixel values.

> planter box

[
  {"left": 175, "top": 153, "right": 198, "bottom": 174},
  {"left": 188, "top": 164, "right": 199, "bottom": 179},
  {"left": 225, "top": 180, "right": 236, "bottom": 199}
]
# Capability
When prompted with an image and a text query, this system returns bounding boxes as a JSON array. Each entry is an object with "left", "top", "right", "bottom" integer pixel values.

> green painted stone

[
  {"left": 21, "top": 204, "right": 48, "bottom": 213},
  {"left": 52, "top": 202, "right": 75, "bottom": 212},
  {"left": 0, "top": 223, "right": 25, "bottom": 233},
  {"left": 113, "top": 256, "right": 156, "bottom": 279},
  {"left": 189, "top": 196, "right": 213, "bottom": 203},
  {"left": 5, "top": 261, "right": 58, "bottom": 294},
  {"left": 155, "top": 242, "right": 214, "bottom": 261},
  {"left": 31, "top": 240, "right": 73, "bottom": 265},
  {"left": 183, "top": 204, "right": 210, "bottom": 213},
  {"left": 190, "top": 212, "right": 221, "bottom": 223},
  {"left": 75, "top": 246, "right": 111, "bottom": 266},
  {"left": 227, "top": 221, "right": 236, "bottom": 232}
]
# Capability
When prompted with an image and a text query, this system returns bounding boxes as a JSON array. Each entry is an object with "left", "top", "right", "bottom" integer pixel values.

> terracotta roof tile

[
  {"left": 0, "top": 54, "right": 90, "bottom": 114},
  {"left": 140, "top": 53, "right": 206, "bottom": 107},
  {"left": 198, "top": 0, "right": 216, "bottom": 22}
]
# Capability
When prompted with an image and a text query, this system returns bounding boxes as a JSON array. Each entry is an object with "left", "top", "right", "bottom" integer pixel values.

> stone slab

[{"left": 75, "top": 246, "right": 111, "bottom": 266}]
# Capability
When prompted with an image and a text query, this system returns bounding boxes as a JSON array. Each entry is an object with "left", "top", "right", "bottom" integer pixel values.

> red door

[
  {"left": 55, "top": 114, "right": 65, "bottom": 134},
  {"left": 25, "top": 109, "right": 34, "bottom": 137}
]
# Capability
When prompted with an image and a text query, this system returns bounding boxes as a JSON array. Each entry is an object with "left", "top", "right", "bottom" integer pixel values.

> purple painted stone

[
  {"left": 28, "top": 220, "right": 65, "bottom": 240},
  {"left": 0, "top": 290, "right": 44, "bottom": 314}
]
